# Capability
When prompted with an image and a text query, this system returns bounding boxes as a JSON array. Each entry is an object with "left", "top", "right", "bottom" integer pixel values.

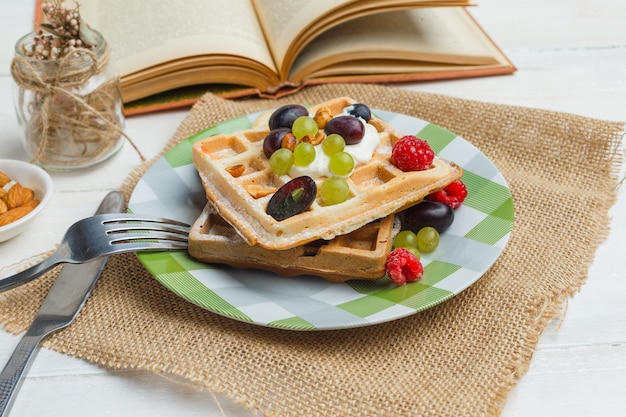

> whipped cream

[{"left": 288, "top": 120, "right": 380, "bottom": 179}]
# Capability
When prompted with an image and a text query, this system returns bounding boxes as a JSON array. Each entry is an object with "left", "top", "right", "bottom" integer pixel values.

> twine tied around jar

[{"left": 10, "top": 44, "right": 145, "bottom": 167}]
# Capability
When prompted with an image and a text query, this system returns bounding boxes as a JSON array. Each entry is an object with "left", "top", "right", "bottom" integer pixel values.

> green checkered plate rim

[{"left": 128, "top": 108, "right": 514, "bottom": 331}]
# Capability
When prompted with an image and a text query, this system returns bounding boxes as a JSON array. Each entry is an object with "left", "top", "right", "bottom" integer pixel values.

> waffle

[
  {"left": 188, "top": 204, "right": 400, "bottom": 282},
  {"left": 192, "top": 97, "right": 463, "bottom": 250}
]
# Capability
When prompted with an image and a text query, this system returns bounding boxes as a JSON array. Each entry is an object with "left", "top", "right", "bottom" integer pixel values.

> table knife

[{"left": 0, "top": 191, "right": 125, "bottom": 417}]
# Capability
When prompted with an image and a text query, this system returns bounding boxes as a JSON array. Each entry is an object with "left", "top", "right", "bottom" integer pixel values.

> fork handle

[
  {"left": 0, "top": 333, "right": 44, "bottom": 416},
  {"left": 0, "top": 256, "right": 61, "bottom": 293}
]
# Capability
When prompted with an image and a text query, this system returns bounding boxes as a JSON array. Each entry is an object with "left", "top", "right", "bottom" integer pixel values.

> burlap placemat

[{"left": 1, "top": 84, "right": 623, "bottom": 416}]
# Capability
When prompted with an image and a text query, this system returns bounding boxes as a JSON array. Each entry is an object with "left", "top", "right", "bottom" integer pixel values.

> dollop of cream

[{"left": 288, "top": 120, "right": 380, "bottom": 179}]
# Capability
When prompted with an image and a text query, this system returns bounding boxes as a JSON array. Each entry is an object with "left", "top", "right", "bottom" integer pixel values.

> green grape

[
  {"left": 416, "top": 226, "right": 440, "bottom": 253},
  {"left": 393, "top": 230, "right": 418, "bottom": 250},
  {"left": 404, "top": 246, "right": 421, "bottom": 259},
  {"left": 269, "top": 148, "right": 294, "bottom": 175},
  {"left": 322, "top": 133, "right": 346, "bottom": 156},
  {"left": 328, "top": 151, "right": 354, "bottom": 176},
  {"left": 320, "top": 176, "right": 350, "bottom": 205},
  {"left": 292, "top": 116, "right": 318, "bottom": 140},
  {"left": 293, "top": 142, "right": 316, "bottom": 166}
]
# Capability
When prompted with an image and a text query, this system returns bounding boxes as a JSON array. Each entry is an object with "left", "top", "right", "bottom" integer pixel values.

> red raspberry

[
  {"left": 390, "top": 136, "right": 434, "bottom": 171},
  {"left": 427, "top": 180, "right": 468, "bottom": 209},
  {"left": 385, "top": 248, "right": 424, "bottom": 286}
]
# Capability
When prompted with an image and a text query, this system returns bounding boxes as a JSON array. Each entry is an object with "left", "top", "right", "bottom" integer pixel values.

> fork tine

[
  {"left": 106, "top": 225, "right": 190, "bottom": 236},
  {"left": 98, "top": 213, "right": 190, "bottom": 248},
  {"left": 121, "top": 240, "right": 189, "bottom": 248},
  {"left": 108, "top": 231, "right": 189, "bottom": 243},
  {"left": 97, "top": 213, "right": 190, "bottom": 227},
  {"left": 99, "top": 241, "right": 189, "bottom": 255},
  {"left": 94, "top": 213, "right": 191, "bottom": 236}
]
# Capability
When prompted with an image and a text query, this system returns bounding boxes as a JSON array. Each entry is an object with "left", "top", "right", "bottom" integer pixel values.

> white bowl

[{"left": 0, "top": 159, "right": 53, "bottom": 243}]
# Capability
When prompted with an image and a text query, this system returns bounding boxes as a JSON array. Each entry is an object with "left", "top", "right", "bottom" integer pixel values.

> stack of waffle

[{"left": 188, "top": 97, "right": 462, "bottom": 282}]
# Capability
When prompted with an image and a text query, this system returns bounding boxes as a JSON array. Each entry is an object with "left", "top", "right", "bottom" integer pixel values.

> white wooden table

[{"left": 1, "top": 1, "right": 625, "bottom": 416}]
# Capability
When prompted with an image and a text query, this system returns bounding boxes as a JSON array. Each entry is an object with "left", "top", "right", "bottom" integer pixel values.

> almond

[
  {"left": 5, "top": 183, "right": 24, "bottom": 210},
  {"left": 0, "top": 172, "right": 10, "bottom": 187},
  {"left": 368, "top": 118, "right": 386, "bottom": 133},
  {"left": 302, "top": 130, "right": 325, "bottom": 146},
  {"left": 21, "top": 186, "right": 35, "bottom": 203},
  {"left": 0, "top": 199, "right": 7, "bottom": 214},
  {"left": 245, "top": 184, "right": 277, "bottom": 199},
  {"left": 313, "top": 106, "right": 332, "bottom": 129},
  {"left": 0, "top": 206, "right": 33, "bottom": 227},
  {"left": 280, "top": 132, "right": 297, "bottom": 151},
  {"left": 22, "top": 199, "right": 40, "bottom": 210},
  {"left": 226, "top": 164, "right": 245, "bottom": 177}
]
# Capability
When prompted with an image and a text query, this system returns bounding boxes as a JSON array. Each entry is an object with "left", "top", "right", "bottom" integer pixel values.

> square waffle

[
  {"left": 188, "top": 204, "right": 400, "bottom": 282},
  {"left": 192, "top": 97, "right": 463, "bottom": 250}
]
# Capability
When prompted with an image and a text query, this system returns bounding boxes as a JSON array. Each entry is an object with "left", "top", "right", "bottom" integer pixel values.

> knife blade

[{"left": 0, "top": 191, "right": 125, "bottom": 417}]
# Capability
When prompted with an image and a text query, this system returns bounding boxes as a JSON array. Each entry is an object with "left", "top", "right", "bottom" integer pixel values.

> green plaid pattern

[{"left": 129, "top": 110, "right": 514, "bottom": 331}]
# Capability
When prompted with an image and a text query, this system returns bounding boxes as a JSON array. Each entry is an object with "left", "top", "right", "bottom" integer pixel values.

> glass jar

[{"left": 11, "top": 29, "right": 125, "bottom": 171}]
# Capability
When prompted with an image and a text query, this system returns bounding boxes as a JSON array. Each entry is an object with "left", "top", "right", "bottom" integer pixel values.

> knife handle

[
  {"left": 0, "top": 333, "right": 45, "bottom": 416},
  {"left": 0, "top": 191, "right": 125, "bottom": 416}
]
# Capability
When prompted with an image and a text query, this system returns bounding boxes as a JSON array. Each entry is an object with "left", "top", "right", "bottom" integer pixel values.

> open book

[{"left": 39, "top": 0, "right": 515, "bottom": 114}]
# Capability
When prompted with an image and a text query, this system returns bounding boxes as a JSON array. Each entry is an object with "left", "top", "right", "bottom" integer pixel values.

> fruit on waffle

[
  {"left": 191, "top": 97, "right": 463, "bottom": 250},
  {"left": 188, "top": 204, "right": 400, "bottom": 282}
]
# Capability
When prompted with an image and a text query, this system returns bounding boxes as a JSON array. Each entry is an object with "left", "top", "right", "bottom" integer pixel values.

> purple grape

[
  {"left": 263, "top": 128, "right": 291, "bottom": 158},
  {"left": 345, "top": 103, "right": 371, "bottom": 122},
  {"left": 401, "top": 200, "right": 455, "bottom": 233},
  {"left": 325, "top": 116, "right": 365, "bottom": 145},
  {"left": 268, "top": 104, "right": 308, "bottom": 130},
  {"left": 266, "top": 176, "right": 317, "bottom": 221}
]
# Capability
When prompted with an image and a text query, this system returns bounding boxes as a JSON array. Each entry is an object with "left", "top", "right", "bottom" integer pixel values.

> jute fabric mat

[{"left": 1, "top": 84, "right": 623, "bottom": 416}]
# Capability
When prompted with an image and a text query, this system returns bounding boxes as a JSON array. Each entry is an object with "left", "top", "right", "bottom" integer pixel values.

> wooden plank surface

[{"left": 1, "top": 1, "right": 625, "bottom": 416}]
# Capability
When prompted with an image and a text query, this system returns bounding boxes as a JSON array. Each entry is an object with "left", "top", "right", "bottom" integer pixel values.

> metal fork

[{"left": 0, "top": 213, "right": 190, "bottom": 293}]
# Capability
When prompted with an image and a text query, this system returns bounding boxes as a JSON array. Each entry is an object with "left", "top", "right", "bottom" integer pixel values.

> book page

[
  {"left": 252, "top": 0, "right": 473, "bottom": 77},
  {"left": 288, "top": 8, "right": 503, "bottom": 81},
  {"left": 252, "top": 0, "right": 349, "bottom": 52},
  {"left": 78, "top": 0, "right": 276, "bottom": 76}
]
